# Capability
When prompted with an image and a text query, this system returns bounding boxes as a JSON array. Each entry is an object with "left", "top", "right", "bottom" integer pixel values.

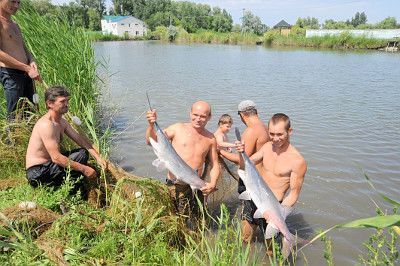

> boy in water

[{"left": 214, "top": 114, "right": 235, "bottom": 152}]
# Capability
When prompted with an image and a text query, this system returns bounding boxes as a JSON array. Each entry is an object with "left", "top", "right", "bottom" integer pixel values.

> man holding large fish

[
  {"left": 235, "top": 113, "right": 307, "bottom": 254},
  {"left": 145, "top": 100, "right": 220, "bottom": 223}
]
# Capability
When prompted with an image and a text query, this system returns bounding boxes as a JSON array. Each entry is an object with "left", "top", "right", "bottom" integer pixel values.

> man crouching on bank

[{"left": 25, "top": 86, "right": 105, "bottom": 195}]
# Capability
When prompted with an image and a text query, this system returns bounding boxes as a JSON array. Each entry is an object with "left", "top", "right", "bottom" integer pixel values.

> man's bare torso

[
  {"left": 244, "top": 120, "right": 269, "bottom": 170},
  {"left": 260, "top": 142, "right": 303, "bottom": 201},
  {"left": 0, "top": 18, "right": 28, "bottom": 67},
  {"left": 168, "top": 122, "right": 214, "bottom": 177},
  {"left": 26, "top": 116, "right": 66, "bottom": 169}
]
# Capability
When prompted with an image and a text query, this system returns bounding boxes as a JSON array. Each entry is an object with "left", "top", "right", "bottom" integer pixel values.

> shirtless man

[
  {"left": 26, "top": 86, "right": 105, "bottom": 195},
  {"left": 145, "top": 101, "right": 220, "bottom": 221},
  {"left": 235, "top": 113, "right": 307, "bottom": 245},
  {"left": 0, "top": 0, "right": 40, "bottom": 119},
  {"left": 219, "top": 100, "right": 269, "bottom": 241}
]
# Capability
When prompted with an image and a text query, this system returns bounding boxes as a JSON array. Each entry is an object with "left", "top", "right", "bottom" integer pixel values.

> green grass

[{"left": 263, "top": 29, "right": 388, "bottom": 50}]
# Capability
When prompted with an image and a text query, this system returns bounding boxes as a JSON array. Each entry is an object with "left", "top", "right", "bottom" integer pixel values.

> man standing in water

[
  {"left": 219, "top": 100, "right": 269, "bottom": 242},
  {"left": 0, "top": 0, "right": 40, "bottom": 119},
  {"left": 145, "top": 101, "right": 220, "bottom": 224},
  {"left": 26, "top": 86, "right": 105, "bottom": 195},
  {"left": 235, "top": 113, "right": 307, "bottom": 250}
]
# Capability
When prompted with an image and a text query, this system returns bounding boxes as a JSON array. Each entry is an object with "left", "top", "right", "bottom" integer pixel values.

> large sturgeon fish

[
  {"left": 146, "top": 93, "right": 206, "bottom": 190},
  {"left": 235, "top": 127, "right": 298, "bottom": 256}
]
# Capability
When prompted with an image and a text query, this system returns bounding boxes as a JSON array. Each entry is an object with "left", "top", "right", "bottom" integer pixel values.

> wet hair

[
  {"left": 45, "top": 85, "right": 70, "bottom": 108},
  {"left": 269, "top": 113, "right": 291, "bottom": 131},
  {"left": 218, "top": 114, "right": 233, "bottom": 125},
  {"left": 239, "top": 107, "right": 257, "bottom": 116}
]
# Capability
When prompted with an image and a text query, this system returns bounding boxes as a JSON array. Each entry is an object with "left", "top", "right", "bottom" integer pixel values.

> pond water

[{"left": 94, "top": 41, "right": 400, "bottom": 264}]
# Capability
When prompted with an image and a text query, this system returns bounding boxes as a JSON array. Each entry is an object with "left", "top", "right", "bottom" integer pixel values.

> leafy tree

[
  {"left": 295, "top": 16, "right": 320, "bottom": 29},
  {"left": 211, "top": 8, "right": 232, "bottom": 32},
  {"left": 242, "top": 10, "right": 267, "bottom": 35},
  {"left": 349, "top": 11, "right": 367, "bottom": 27},
  {"left": 375, "top": 17, "right": 397, "bottom": 29}
]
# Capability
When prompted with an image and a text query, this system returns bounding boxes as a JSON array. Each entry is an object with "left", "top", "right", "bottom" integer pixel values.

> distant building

[
  {"left": 101, "top": 16, "right": 147, "bottom": 37},
  {"left": 273, "top": 20, "right": 291, "bottom": 36}
]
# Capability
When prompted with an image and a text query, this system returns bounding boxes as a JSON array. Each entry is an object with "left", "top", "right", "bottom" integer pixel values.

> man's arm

[
  {"left": 201, "top": 138, "right": 220, "bottom": 195},
  {"left": 146, "top": 109, "right": 177, "bottom": 145},
  {"left": 281, "top": 158, "right": 307, "bottom": 207},
  {"left": 220, "top": 128, "right": 257, "bottom": 164},
  {"left": 64, "top": 121, "right": 105, "bottom": 168},
  {"left": 40, "top": 123, "right": 95, "bottom": 177}
]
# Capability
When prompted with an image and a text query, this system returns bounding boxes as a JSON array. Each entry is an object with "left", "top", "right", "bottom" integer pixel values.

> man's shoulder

[{"left": 288, "top": 145, "right": 306, "bottom": 166}]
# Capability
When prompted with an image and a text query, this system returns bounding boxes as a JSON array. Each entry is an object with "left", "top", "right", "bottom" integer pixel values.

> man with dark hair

[
  {"left": 25, "top": 86, "right": 105, "bottom": 194},
  {"left": 219, "top": 100, "right": 269, "bottom": 242},
  {"left": 0, "top": 0, "right": 40, "bottom": 119},
  {"left": 235, "top": 112, "right": 307, "bottom": 250}
]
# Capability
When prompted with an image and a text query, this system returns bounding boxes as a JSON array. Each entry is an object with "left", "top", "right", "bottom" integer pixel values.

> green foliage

[
  {"left": 242, "top": 10, "right": 268, "bottom": 35},
  {"left": 376, "top": 17, "right": 398, "bottom": 29},
  {"left": 295, "top": 16, "right": 320, "bottom": 29}
]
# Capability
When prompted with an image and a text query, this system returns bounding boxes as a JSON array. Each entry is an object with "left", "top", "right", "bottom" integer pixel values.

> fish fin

[
  {"left": 281, "top": 233, "right": 308, "bottom": 260},
  {"left": 238, "top": 191, "right": 252, "bottom": 201},
  {"left": 253, "top": 208, "right": 264, "bottom": 219},
  {"left": 152, "top": 159, "right": 166, "bottom": 172},
  {"left": 264, "top": 223, "right": 279, "bottom": 239},
  {"left": 280, "top": 205, "right": 294, "bottom": 219}
]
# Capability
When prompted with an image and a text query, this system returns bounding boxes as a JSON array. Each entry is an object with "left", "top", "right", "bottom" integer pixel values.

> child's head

[{"left": 218, "top": 114, "right": 233, "bottom": 133}]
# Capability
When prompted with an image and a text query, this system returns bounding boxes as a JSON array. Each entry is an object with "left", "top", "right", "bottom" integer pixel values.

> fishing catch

[
  {"left": 146, "top": 93, "right": 207, "bottom": 190},
  {"left": 235, "top": 127, "right": 299, "bottom": 256}
]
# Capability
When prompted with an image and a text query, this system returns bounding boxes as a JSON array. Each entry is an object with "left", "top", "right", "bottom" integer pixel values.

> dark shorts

[
  {"left": 0, "top": 67, "right": 34, "bottom": 118},
  {"left": 26, "top": 148, "right": 89, "bottom": 193},
  {"left": 166, "top": 179, "right": 204, "bottom": 219},
  {"left": 241, "top": 199, "right": 268, "bottom": 231}
]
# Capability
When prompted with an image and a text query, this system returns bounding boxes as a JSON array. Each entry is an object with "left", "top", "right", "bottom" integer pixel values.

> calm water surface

[{"left": 94, "top": 41, "right": 400, "bottom": 265}]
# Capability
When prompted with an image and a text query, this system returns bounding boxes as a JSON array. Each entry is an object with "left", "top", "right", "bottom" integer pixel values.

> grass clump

[{"left": 263, "top": 29, "right": 388, "bottom": 50}]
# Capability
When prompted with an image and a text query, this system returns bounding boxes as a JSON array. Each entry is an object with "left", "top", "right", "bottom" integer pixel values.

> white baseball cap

[{"left": 238, "top": 100, "right": 256, "bottom": 112}]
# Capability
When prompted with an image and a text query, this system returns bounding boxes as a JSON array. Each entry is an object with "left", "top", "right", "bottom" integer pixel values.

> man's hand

[
  {"left": 234, "top": 140, "right": 245, "bottom": 153},
  {"left": 96, "top": 156, "right": 108, "bottom": 170},
  {"left": 146, "top": 109, "right": 157, "bottom": 125},
  {"left": 27, "top": 64, "right": 41, "bottom": 80},
  {"left": 83, "top": 165, "right": 96, "bottom": 178},
  {"left": 201, "top": 182, "right": 217, "bottom": 196}
]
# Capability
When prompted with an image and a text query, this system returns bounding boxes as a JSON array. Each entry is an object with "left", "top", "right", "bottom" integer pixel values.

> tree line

[
  {"left": 295, "top": 12, "right": 399, "bottom": 30},
  {"left": 29, "top": 1, "right": 399, "bottom": 34}
]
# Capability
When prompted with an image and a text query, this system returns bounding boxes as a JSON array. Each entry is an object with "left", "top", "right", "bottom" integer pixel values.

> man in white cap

[{"left": 219, "top": 100, "right": 269, "bottom": 243}]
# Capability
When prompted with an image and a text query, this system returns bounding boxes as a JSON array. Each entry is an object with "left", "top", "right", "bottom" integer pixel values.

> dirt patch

[
  {"left": 1, "top": 203, "right": 61, "bottom": 237},
  {"left": 36, "top": 235, "right": 67, "bottom": 266},
  {"left": 0, "top": 178, "right": 26, "bottom": 191}
]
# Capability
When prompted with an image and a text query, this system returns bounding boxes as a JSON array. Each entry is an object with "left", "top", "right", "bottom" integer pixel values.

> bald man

[{"left": 146, "top": 101, "right": 220, "bottom": 224}]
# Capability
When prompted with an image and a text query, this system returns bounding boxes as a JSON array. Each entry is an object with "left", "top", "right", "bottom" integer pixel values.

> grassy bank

[
  {"left": 86, "top": 31, "right": 152, "bottom": 42},
  {"left": 1, "top": 5, "right": 399, "bottom": 265},
  {"left": 150, "top": 26, "right": 389, "bottom": 50},
  {"left": 263, "top": 29, "right": 388, "bottom": 50},
  {"left": 151, "top": 26, "right": 262, "bottom": 45}
]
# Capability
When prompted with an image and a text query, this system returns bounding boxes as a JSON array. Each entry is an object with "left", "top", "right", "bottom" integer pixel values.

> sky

[{"left": 51, "top": 0, "right": 400, "bottom": 27}]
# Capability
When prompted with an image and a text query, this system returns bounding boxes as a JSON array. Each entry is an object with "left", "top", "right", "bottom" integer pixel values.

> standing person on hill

[
  {"left": 0, "top": 0, "right": 40, "bottom": 119},
  {"left": 26, "top": 86, "right": 105, "bottom": 196},
  {"left": 219, "top": 100, "right": 269, "bottom": 242}
]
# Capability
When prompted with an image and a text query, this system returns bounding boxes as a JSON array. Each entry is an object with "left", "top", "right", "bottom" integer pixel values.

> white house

[{"left": 101, "top": 16, "right": 147, "bottom": 37}]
